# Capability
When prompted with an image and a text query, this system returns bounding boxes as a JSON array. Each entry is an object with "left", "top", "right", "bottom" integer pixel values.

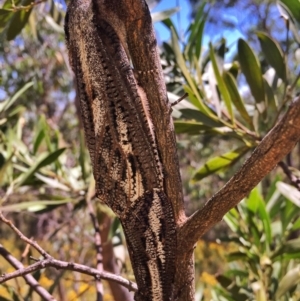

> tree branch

[
  {"left": 179, "top": 97, "right": 300, "bottom": 251},
  {"left": 0, "top": 256, "right": 137, "bottom": 292},
  {"left": 0, "top": 244, "right": 56, "bottom": 301},
  {"left": 0, "top": 211, "right": 49, "bottom": 259},
  {"left": 0, "top": 211, "right": 137, "bottom": 292}
]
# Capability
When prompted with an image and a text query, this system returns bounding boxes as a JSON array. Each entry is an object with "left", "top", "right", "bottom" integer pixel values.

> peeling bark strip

[{"left": 65, "top": 0, "right": 177, "bottom": 300}]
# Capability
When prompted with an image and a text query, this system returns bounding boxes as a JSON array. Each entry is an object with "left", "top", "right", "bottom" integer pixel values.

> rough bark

[
  {"left": 65, "top": 1, "right": 300, "bottom": 300},
  {"left": 65, "top": 0, "right": 181, "bottom": 299}
]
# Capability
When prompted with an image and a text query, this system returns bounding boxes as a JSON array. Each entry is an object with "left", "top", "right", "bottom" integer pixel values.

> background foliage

[{"left": 1, "top": 0, "right": 300, "bottom": 300}]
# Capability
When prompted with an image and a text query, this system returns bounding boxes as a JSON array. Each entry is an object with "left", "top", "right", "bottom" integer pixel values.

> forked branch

[
  {"left": 179, "top": 97, "right": 300, "bottom": 251},
  {"left": 0, "top": 212, "right": 137, "bottom": 292},
  {"left": 0, "top": 244, "right": 56, "bottom": 301}
]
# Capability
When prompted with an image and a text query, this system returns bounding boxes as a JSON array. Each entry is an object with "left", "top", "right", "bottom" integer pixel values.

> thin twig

[
  {"left": 0, "top": 244, "right": 56, "bottom": 301},
  {"left": 0, "top": 211, "right": 49, "bottom": 259},
  {"left": 171, "top": 93, "right": 188, "bottom": 107},
  {"left": 0, "top": 211, "right": 137, "bottom": 292},
  {"left": 20, "top": 239, "right": 32, "bottom": 263},
  {"left": 221, "top": 108, "right": 259, "bottom": 141},
  {"left": 278, "top": 161, "right": 300, "bottom": 190}
]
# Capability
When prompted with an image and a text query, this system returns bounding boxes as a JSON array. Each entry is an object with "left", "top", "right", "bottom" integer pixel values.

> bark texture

[
  {"left": 65, "top": 0, "right": 300, "bottom": 300},
  {"left": 65, "top": 0, "right": 182, "bottom": 299}
]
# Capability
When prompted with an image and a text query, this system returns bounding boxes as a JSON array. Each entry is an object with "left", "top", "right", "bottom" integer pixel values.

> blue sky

[
  {"left": 151, "top": 0, "right": 244, "bottom": 58},
  {"left": 152, "top": 0, "right": 194, "bottom": 43}
]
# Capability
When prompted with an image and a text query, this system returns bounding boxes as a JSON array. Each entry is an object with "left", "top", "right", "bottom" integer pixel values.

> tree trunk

[{"left": 65, "top": 0, "right": 300, "bottom": 300}]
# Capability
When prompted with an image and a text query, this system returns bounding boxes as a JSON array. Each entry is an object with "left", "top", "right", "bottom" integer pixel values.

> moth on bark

[{"left": 65, "top": 0, "right": 177, "bottom": 300}]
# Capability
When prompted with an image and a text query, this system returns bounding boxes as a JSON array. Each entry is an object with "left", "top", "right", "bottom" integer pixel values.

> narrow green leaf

[
  {"left": 195, "top": 19, "right": 205, "bottom": 61},
  {"left": 0, "top": 0, "right": 17, "bottom": 31},
  {"left": 227, "top": 61, "right": 239, "bottom": 78},
  {"left": 192, "top": 147, "right": 248, "bottom": 182},
  {"left": 1, "top": 0, "right": 21, "bottom": 9},
  {"left": 171, "top": 28, "right": 214, "bottom": 117},
  {"left": 0, "top": 9, "right": 13, "bottom": 31},
  {"left": 15, "top": 148, "right": 66, "bottom": 187},
  {"left": 247, "top": 211, "right": 261, "bottom": 246},
  {"left": 278, "top": 2, "right": 300, "bottom": 43},
  {"left": 258, "top": 195, "right": 272, "bottom": 246},
  {"left": 276, "top": 266, "right": 300, "bottom": 298},
  {"left": 227, "top": 252, "right": 249, "bottom": 262},
  {"left": 226, "top": 269, "right": 249, "bottom": 278},
  {"left": 185, "top": 3, "right": 206, "bottom": 61},
  {"left": 0, "top": 152, "right": 14, "bottom": 184},
  {"left": 224, "top": 208, "right": 239, "bottom": 232},
  {"left": 40, "top": 115, "right": 53, "bottom": 152},
  {"left": 0, "top": 82, "right": 33, "bottom": 113},
  {"left": 220, "top": 236, "right": 242, "bottom": 244},
  {"left": 179, "top": 108, "right": 223, "bottom": 127},
  {"left": 35, "top": 174, "right": 70, "bottom": 191},
  {"left": 162, "top": 18, "right": 179, "bottom": 38},
  {"left": 279, "top": 0, "right": 300, "bottom": 23},
  {"left": 7, "top": 0, "right": 33, "bottom": 41},
  {"left": 0, "top": 199, "right": 74, "bottom": 212},
  {"left": 52, "top": 130, "right": 63, "bottom": 171},
  {"left": 238, "top": 39, "right": 265, "bottom": 104},
  {"left": 8, "top": 105, "right": 26, "bottom": 118},
  {"left": 292, "top": 217, "right": 300, "bottom": 231},
  {"left": 33, "top": 129, "right": 45, "bottom": 154},
  {"left": 281, "top": 199, "right": 298, "bottom": 232},
  {"left": 182, "top": 85, "right": 206, "bottom": 112},
  {"left": 209, "top": 43, "right": 234, "bottom": 123},
  {"left": 272, "top": 238, "right": 300, "bottom": 259},
  {"left": 151, "top": 7, "right": 179, "bottom": 23},
  {"left": 246, "top": 187, "right": 260, "bottom": 213},
  {"left": 223, "top": 71, "right": 254, "bottom": 129},
  {"left": 36, "top": 148, "right": 66, "bottom": 168},
  {"left": 44, "top": 15, "right": 64, "bottom": 33},
  {"left": 263, "top": 78, "right": 277, "bottom": 113},
  {"left": 174, "top": 121, "right": 211, "bottom": 134},
  {"left": 28, "top": 10, "right": 37, "bottom": 41},
  {"left": 257, "top": 31, "right": 286, "bottom": 82},
  {"left": 266, "top": 183, "right": 281, "bottom": 211}
]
